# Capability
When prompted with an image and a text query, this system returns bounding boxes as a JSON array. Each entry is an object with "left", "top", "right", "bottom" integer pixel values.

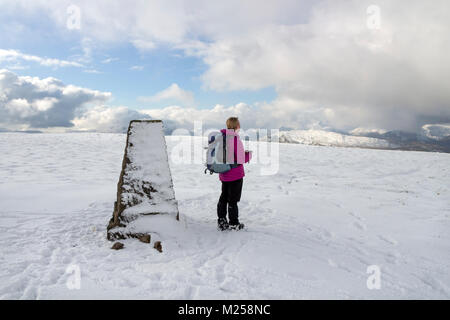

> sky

[{"left": 0, "top": 0, "right": 449, "bottom": 134}]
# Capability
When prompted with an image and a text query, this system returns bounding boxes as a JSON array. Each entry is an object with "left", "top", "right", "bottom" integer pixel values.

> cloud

[
  {"left": 138, "top": 83, "right": 195, "bottom": 107},
  {"left": 142, "top": 104, "right": 247, "bottom": 130},
  {"left": 185, "top": 0, "right": 450, "bottom": 132},
  {"left": 129, "top": 65, "right": 144, "bottom": 71},
  {"left": 0, "top": 68, "right": 255, "bottom": 133},
  {"left": 2, "top": 69, "right": 447, "bottom": 136},
  {"left": 140, "top": 101, "right": 318, "bottom": 133},
  {"left": 83, "top": 69, "right": 102, "bottom": 74},
  {"left": 71, "top": 105, "right": 150, "bottom": 132},
  {"left": 131, "top": 39, "right": 156, "bottom": 52},
  {"left": 101, "top": 57, "right": 119, "bottom": 64},
  {"left": 0, "top": 0, "right": 316, "bottom": 51},
  {"left": 0, "top": 49, "right": 83, "bottom": 68},
  {"left": 0, "top": 69, "right": 152, "bottom": 133},
  {"left": 0, "top": 69, "right": 110, "bottom": 129},
  {"left": 2, "top": 0, "right": 450, "bottom": 133},
  {"left": 67, "top": 37, "right": 96, "bottom": 65},
  {"left": 140, "top": 101, "right": 330, "bottom": 134}
]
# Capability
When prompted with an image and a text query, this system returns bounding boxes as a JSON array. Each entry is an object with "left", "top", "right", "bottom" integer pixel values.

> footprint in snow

[
  {"left": 379, "top": 235, "right": 398, "bottom": 246},
  {"left": 353, "top": 221, "right": 367, "bottom": 231},
  {"left": 348, "top": 211, "right": 362, "bottom": 221},
  {"left": 328, "top": 259, "right": 338, "bottom": 268},
  {"left": 385, "top": 251, "right": 401, "bottom": 265}
]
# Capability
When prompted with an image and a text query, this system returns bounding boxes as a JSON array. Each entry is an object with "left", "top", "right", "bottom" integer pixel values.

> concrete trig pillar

[{"left": 107, "top": 120, "right": 179, "bottom": 249}]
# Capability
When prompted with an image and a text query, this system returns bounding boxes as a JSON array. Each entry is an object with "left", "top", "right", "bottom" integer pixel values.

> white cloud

[
  {"left": 1, "top": 68, "right": 447, "bottom": 135},
  {"left": 138, "top": 83, "right": 195, "bottom": 107},
  {"left": 0, "top": 0, "right": 316, "bottom": 51},
  {"left": 83, "top": 69, "right": 102, "bottom": 74},
  {"left": 185, "top": 0, "right": 450, "bottom": 132},
  {"left": 71, "top": 105, "right": 150, "bottom": 132},
  {"left": 0, "top": 49, "right": 83, "bottom": 68},
  {"left": 141, "top": 104, "right": 247, "bottom": 129},
  {"left": 141, "top": 101, "right": 329, "bottom": 134},
  {"left": 5, "top": 99, "right": 31, "bottom": 117},
  {"left": 101, "top": 57, "right": 119, "bottom": 64},
  {"left": 131, "top": 39, "right": 156, "bottom": 52},
  {"left": 2, "top": 0, "right": 450, "bottom": 133},
  {"left": 0, "top": 69, "right": 152, "bottom": 133},
  {"left": 4, "top": 97, "right": 58, "bottom": 119},
  {"left": 4, "top": 64, "right": 28, "bottom": 71},
  {"left": 130, "top": 65, "right": 144, "bottom": 71},
  {"left": 0, "top": 69, "right": 110, "bottom": 129}
]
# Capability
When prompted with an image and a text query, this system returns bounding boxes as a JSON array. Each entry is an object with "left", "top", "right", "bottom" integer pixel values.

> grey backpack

[{"left": 204, "top": 131, "right": 238, "bottom": 175}]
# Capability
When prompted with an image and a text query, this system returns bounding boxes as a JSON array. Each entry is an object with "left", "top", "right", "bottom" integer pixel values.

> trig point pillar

[{"left": 107, "top": 120, "right": 179, "bottom": 248}]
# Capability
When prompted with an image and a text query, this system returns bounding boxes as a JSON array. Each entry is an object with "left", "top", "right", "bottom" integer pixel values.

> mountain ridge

[{"left": 270, "top": 129, "right": 450, "bottom": 153}]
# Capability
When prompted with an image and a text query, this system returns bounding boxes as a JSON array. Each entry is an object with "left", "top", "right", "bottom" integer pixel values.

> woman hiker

[{"left": 217, "top": 117, "right": 252, "bottom": 231}]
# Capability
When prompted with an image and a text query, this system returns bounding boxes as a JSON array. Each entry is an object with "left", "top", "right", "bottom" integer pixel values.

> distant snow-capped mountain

[
  {"left": 267, "top": 129, "right": 397, "bottom": 149},
  {"left": 351, "top": 126, "right": 450, "bottom": 153},
  {"left": 265, "top": 127, "right": 450, "bottom": 153},
  {"left": 350, "top": 128, "right": 388, "bottom": 136}
]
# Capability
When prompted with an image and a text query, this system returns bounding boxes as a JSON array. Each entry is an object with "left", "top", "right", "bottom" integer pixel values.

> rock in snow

[
  {"left": 139, "top": 234, "right": 151, "bottom": 244},
  {"left": 154, "top": 241, "right": 163, "bottom": 253},
  {"left": 111, "top": 242, "right": 124, "bottom": 250},
  {"left": 107, "top": 120, "right": 179, "bottom": 245}
]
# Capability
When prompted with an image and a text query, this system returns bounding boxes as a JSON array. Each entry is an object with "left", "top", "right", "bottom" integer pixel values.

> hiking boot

[
  {"left": 217, "top": 218, "right": 229, "bottom": 231},
  {"left": 229, "top": 223, "right": 245, "bottom": 231}
]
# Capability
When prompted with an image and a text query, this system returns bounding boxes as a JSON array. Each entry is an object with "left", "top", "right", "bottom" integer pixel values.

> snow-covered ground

[{"left": 0, "top": 132, "right": 449, "bottom": 299}]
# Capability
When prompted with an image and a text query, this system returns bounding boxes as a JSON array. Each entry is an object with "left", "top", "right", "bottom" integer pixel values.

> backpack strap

[
  {"left": 222, "top": 132, "right": 226, "bottom": 164},
  {"left": 221, "top": 132, "right": 239, "bottom": 167},
  {"left": 234, "top": 136, "right": 237, "bottom": 165},
  {"left": 228, "top": 135, "right": 240, "bottom": 169}
]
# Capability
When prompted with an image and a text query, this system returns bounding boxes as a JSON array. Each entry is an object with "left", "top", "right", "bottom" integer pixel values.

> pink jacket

[{"left": 219, "top": 129, "right": 252, "bottom": 182}]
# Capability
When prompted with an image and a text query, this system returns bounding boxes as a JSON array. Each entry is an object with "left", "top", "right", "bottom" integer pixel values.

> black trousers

[{"left": 217, "top": 178, "right": 243, "bottom": 225}]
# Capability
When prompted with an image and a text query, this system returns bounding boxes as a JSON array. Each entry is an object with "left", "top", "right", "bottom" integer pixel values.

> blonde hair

[{"left": 226, "top": 117, "right": 240, "bottom": 130}]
